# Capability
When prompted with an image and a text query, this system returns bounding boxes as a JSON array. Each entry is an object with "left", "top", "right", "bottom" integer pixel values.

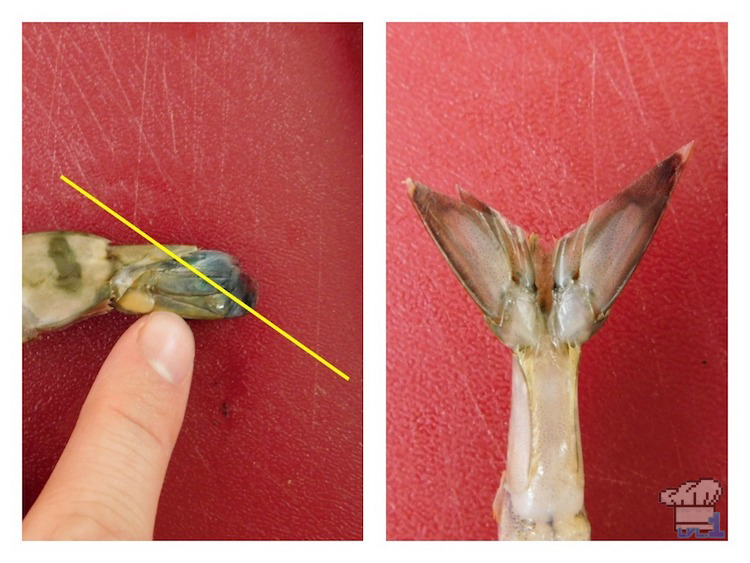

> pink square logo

[{"left": 659, "top": 478, "right": 724, "bottom": 538}]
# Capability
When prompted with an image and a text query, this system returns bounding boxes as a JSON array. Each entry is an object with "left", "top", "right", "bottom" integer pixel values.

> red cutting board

[
  {"left": 23, "top": 22, "right": 362, "bottom": 540},
  {"left": 387, "top": 23, "right": 727, "bottom": 540}
]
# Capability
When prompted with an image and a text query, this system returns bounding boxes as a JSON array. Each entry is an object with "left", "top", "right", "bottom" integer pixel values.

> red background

[
  {"left": 23, "top": 23, "right": 362, "bottom": 540},
  {"left": 387, "top": 23, "right": 727, "bottom": 540}
]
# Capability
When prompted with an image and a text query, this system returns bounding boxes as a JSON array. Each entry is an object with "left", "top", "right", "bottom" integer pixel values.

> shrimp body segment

[{"left": 408, "top": 143, "right": 693, "bottom": 540}]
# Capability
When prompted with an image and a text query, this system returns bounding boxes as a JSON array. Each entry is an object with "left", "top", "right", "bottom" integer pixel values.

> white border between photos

[{"left": 2, "top": 0, "right": 747, "bottom": 561}]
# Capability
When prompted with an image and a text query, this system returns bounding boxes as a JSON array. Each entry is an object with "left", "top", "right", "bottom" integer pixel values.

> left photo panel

[{"left": 22, "top": 22, "right": 362, "bottom": 540}]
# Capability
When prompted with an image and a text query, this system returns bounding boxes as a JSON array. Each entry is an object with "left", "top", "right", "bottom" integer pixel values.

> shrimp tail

[
  {"left": 407, "top": 143, "right": 693, "bottom": 540},
  {"left": 407, "top": 142, "right": 694, "bottom": 348}
]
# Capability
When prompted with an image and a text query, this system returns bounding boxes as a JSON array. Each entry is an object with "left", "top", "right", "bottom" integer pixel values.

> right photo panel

[{"left": 387, "top": 23, "right": 727, "bottom": 540}]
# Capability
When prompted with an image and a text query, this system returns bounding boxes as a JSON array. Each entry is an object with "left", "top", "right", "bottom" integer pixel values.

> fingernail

[{"left": 137, "top": 312, "right": 195, "bottom": 384}]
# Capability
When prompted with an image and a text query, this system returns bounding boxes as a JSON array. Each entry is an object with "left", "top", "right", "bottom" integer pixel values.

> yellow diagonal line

[{"left": 60, "top": 175, "right": 350, "bottom": 382}]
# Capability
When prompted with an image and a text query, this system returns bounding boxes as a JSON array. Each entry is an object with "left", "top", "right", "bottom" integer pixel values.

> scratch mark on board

[
  {"left": 578, "top": 24, "right": 625, "bottom": 101},
  {"left": 553, "top": 34, "right": 562, "bottom": 110},
  {"left": 90, "top": 25, "right": 174, "bottom": 191},
  {"left": 133, "top": 24, "right": 152, "bottom": 223},
  {"left": 461, "top": 23, "right": 474, "bottom": 53},
  {"left": 91, "top": 24, "right": 136, "bottom": 115},
  {"left": 613, "top": 29, "right": 658, "bottom": 160},
  {"left": 67, "top": 70, "right": 115, "bottom": 153},
  {"left": 193, "top": 444, "right": 211, "bottom": 472},
  {"left": 713, "top": 23, "right": 727, "bottom": 85},
  {"left": 162, "top": 64, "right": 178, "bottom": 155},
  {"left": 637, "top": 33, "right": 678, "bottom": 127},
  {"left": 43, "top": 25, "right": 64, "bottom": 180},
  {"left": 590, "top": 49, "right": 598, "bottom": 200}
]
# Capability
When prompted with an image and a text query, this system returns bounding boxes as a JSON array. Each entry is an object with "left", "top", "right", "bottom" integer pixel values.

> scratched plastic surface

[
  {"left": 23, "top": 23, "right": 362, "bottom": 540},
  {"left": 387, "top": 23, "right": 727, "bottom": 540}
]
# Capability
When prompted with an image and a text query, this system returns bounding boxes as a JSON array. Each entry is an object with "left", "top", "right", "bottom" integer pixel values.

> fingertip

[{"left": 137, "top": 312, "right": 195, "bottom": 385}]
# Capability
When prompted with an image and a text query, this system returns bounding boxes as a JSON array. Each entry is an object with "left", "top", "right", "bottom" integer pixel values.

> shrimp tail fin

[
  {"left": 407, "top": 179, "right": 541, "bottom": 349},
  {"left": 407, "top": 143, "right": 692, "bottom": 348},
  {"left": 549, "top": 142, "right": 694, "bottom": 344}
]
